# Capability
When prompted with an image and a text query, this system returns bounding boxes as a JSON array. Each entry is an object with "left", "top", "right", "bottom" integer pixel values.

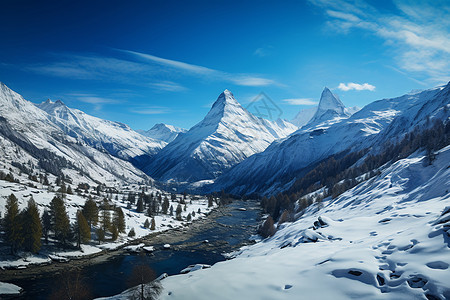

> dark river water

[{"left": 8, "top": 200, "right": 261, "bottom": 299}]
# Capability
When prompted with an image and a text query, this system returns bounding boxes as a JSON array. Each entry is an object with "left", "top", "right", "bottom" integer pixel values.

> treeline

[
  {"left": 1, "top": 194, "right": 129, "bottom": 254},
  {"left": 259, "top": 119, "right": 450, "bottom": 237}
]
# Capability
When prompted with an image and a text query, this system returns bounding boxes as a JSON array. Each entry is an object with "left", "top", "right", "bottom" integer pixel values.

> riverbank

[{"left": 0, "top": 203, "right": 254, "bottom": 283}]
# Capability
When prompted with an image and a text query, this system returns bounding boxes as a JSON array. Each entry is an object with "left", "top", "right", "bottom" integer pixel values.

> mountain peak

[
  {"left": 307, "top": 87, "right": 347, "bottom": 125},
  {"left": 318, "top": 87, "right": 345, "bottom": 112},
  {"left": 212, "top": 89, "right": 239, "bottom": 107}
]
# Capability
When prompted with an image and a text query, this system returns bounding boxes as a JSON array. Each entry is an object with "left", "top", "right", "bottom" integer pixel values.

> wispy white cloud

[
  {"left": 149, "top": 81, "right": 187, "bottom": 92},
  {"left": 310, "top": 0, "right": 450, "bottom": 84},
  {"left": 338, "top": 82, "right": 375, "bottom": 91},
  {"left": 129, "top": 106, "right": 171, "bottom": 115},
  {"left": 68, "top": 93, "right": 121, "bottom": 104},
  {"left": 253, "top": 45, "right": 273, "bottom": 57},
  {"left": 282, "top": 98, "right": 318, "bottom": 105},
  {"left": 119, "top": 49, "right": 277, "bottom": 87}
]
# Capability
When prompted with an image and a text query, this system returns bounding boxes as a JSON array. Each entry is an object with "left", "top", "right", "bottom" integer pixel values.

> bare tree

[
  {"left": 128, "top": 264, "right": 162, "bottom": 300},
  {"left": 49, "top": 268, "right": 93, "bottom": 300}
]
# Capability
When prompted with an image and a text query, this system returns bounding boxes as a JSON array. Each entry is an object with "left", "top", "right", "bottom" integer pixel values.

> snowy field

[
  {"left": 154, "top": 146, "right": 450, "bottom": 299},
  {"left": 0, "top": 179, "right": 215, "bottom": 270}
]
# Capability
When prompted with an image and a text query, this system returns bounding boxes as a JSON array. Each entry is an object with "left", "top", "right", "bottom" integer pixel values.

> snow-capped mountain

[
  {"left": 159, "top": 143, "right": 450, "bottom": 300},
  {"left": 290, "top": 88, "right": 360, "bottom": 128},
  {"left": 37, "top": 99, "right": 165, "bottom": 160},
  {"left": 0, "top": 82, "right": 151, "bottom": 186},
  {"left": 144, "top": 89, "right": 297, "bottom": 183},
  {"left": 307, "top": 87, "right": 349, "bottom": 125},
  {"left": 291, "top": 107, "right": 317, "bottom": 127},
  {"left": 138, "top": 123, "right": 187, "bottom": 143},
  {"left": 210, "top": 83, "right": 448, "bottom": 196}
]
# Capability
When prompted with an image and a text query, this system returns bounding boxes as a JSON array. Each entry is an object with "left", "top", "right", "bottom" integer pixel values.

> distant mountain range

[{"left": 1, "top": 81, "right": 448, "bottom": 197}]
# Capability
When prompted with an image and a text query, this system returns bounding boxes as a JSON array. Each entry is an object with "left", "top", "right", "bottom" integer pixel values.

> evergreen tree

[
  {"left": 82, "top": 197, "right": 98, "bottom": 229},
  {"left": 128, "top": 228, "right": 136, "bottom": 237},
  {"left": 186, "top": 213, "right": 192, "bottom": 222},
  {"left": 161, "top": 197, "right": 169, "bottom": 214},
  {"left": 22, "top": 198, "right": 42, "bottom": 253},
  {"left": 111, "top": 225, "right": 119, "bottom": 241},
  {"left": 136, "top": 198, "right": 144, "bottom": 213},
  {"left": 100, "top": 209, "right": 111, "bottom": 233},
  {"left": 208, "top": 196, "right": 213, "bottom": 207},
  {"left": 75, "top": 211, "right": 90, "bottom": 247},
  {"left": 96, "top": 228, "right": 105, "bottom": 243},
  {"left": 144, "top": 219, "right": 150, "bottom": 228},
  {"left": 4, "top": 194, "right": 23, "bottom": 254},
  {"left": 169, "top": 205, "right": 173, "bottom": 216},
  {"left": 176, "top": 204, "right": 182, "bottom": 221},
  {"left": 42, "top": 209, "right": 51, "bottom": 244},
  {"left": 150, "top": 217, "right": 156, "bottom": 230},
  {"left": 113, "top": 207, "right": 126, "bottom": 233},
  {"left": 50, "top": 196, "right": 71, "bottom": 245}
]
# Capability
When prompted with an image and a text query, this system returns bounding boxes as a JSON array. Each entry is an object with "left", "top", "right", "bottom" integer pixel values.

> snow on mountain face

[
  {"left": 138, "top": 123, "right": 187, "bottom": 143},
  {"left": 36, "top": 99, "right": 165, "bottom": 160},
  {"left": 159, "top": 145, "right": 450, "bottom": 300},
  {"left": 210, "top": 84, "right": 446, "bottom": 196},
  {"left": 291, "top": 107, "right": 317, "bottom": 128},
  {"left": 307, "top": 87, "right": 349, "bottom": 125},
  {"left": 0, "top": 82, "right": 150, "bottom": 186},
  {"left": 144, "top": 89, "right": 297, "bottom": 183}
]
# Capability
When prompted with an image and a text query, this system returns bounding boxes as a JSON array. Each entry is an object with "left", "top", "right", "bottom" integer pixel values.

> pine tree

[
  {"left": 161, "top": 197, "right": 169, "bottom": 214},
  {"left": 96, "top": 228, "right": 105, "bottom": 243},
  {"left": 113, "top": 207, "right": 126, "bottom": 233},
  {"left": 100, "top": 209, "right": 111, "bottom": 233},
  {"left": 82, "top": 197, "right": 98, "bottom": 229},
  {"left": 128, "top": 228, "right": 136, "bottom": 237},
  {"left": 176, "top": 204, "right": 182, "bottom": 221},
  {"left": 208, "top": 196, "right": 213, "bottom": 207},
  {"left": 169, "top": 205, "right": 173, "bottom": 216},
  {"left": 75, "top": 211, "right": 91, "bottom": 247},
  {"left": 186, "top": 213, "right": 192, "bottom": 222},
  {"left": 144, "top": 219, "right": 150, "bottom": 228},
  {"left": 22, "top": 198, "right": 42, "bottom": 253},
  {"left": 150, "top": 217, "right": 156, "bottom": 230},
  {"left": 4, "top": 194, "right": 23, "bottom": 254},
  {"left": 50, "top": 196, "right": 71, "bottom": 245},
  {"left": 136, "top": 198, "right": 144, "bottom": 213},
  {"left": 111, "top": 225, "right": 119, "bottom": 241},
  {"left": 42, "top": 209, "right": 51, "bottom": 244}
]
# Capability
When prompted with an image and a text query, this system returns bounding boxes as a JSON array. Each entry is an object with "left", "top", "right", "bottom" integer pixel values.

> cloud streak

[
  {"left": 310, "top": 0, "right": 450, "bottom": 84},
  {"left": 282, "top": 98, "right": 318, "bottom": 105},
  {"left": 338, "top": 82, "right": 375, "bottom": 91},
  {"left": 120, "top": 49, "right": 277, "bottom": 87}
]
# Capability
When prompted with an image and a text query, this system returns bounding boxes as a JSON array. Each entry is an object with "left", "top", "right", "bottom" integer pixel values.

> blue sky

[{"left": 0, "top": 0, "right": 449, "bottom": 130}]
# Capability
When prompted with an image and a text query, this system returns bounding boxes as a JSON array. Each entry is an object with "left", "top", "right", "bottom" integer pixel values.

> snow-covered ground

[
  {"left": 0, "top": 178, "right": 215, "bottom": 270},
  {"left": 0, "top": 281, "right": 22, "bottom": 295},
  {"left": 157, "top": 146, "right": 450, "bottom": 299}
]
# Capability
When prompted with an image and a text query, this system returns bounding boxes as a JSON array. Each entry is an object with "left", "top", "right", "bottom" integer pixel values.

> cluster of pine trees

[
  {"left": 259, "top": 119, "right": 450, "bottom": 237},
  {"left": 1, "top": 194, "right": 127, "bottom": 254}
]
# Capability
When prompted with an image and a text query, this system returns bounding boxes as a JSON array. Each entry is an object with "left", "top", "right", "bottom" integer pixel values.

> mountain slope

[
  {"left": 37, "top": 99, "right": 165, "bottom": 160},
  {"left": 0, "top": 82, "right": 150, "bottom": 186},
  {"left": 144, "top": 90, "right": 297, "bottom": 183},
  {"left": 210, "top": 84, "right": 446, "bottom": 196},
  {"left": 159, "top": 144, "right": 450, "bottom": 300},
  {"left": 138, "top": 123, "right": 187, "bottom": 143}
]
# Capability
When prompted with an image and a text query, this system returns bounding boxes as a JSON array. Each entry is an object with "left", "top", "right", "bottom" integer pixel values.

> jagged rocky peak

[
  {"left": 308, "top": 87, "right": 348, "bottom": 124},
  {"left": 317, "top": 87, "right": 345, "bottom": 114}
]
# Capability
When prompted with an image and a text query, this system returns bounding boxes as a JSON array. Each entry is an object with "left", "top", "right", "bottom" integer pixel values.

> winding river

[{"left": 7, "top": 200, "right": 261, "bottom": 299}]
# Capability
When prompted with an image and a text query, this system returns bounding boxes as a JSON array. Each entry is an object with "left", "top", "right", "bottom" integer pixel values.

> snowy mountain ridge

[
  {"left": 138, "top": 123, "right": 187, "bottom": 143},
  {"left": 0, "top": 82, "right": 151, "bottom": 186},
  {"left": 37, "top": 99, "right": 165, "bottom": 160},
  {"left": 144, "top": 89, "right": 297, "bottom": 183},
  {"left": 209, "top": 83, "right": 448, "bottom": 196}
]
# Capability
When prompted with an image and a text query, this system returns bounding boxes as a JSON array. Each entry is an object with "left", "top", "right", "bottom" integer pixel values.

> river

[{"left": 7, "top": 200, "right": 261, "bottom": 299}]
